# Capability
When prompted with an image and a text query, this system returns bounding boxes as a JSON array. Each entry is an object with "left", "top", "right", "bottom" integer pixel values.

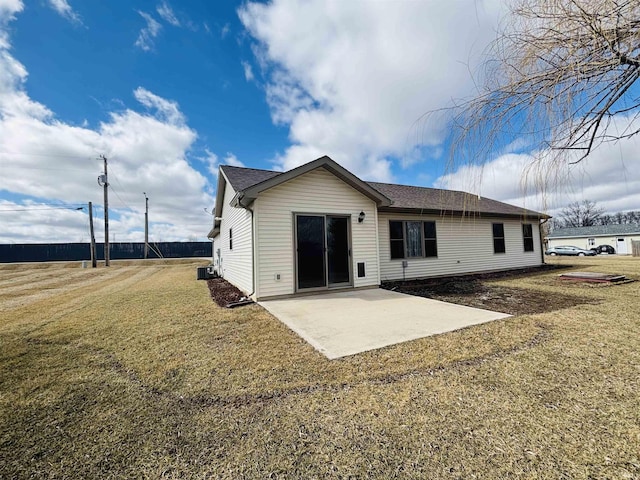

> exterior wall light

[{"left": 358, "top": 211, "right": 366, "bottom": 223}]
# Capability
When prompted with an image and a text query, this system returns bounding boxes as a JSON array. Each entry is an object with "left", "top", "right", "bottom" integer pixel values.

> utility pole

[
  {"left": 144, "top": 192, "right": 149, "bottom": 259},
  {"left": 98, "top": 155, "right": 110, "bottom": 266},
  {"left": 88, "top": 201, "right": 97, "bottom": 268}
]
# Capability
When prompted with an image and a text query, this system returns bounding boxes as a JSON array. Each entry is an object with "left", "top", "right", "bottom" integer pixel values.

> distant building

[{"left": 546, "top": 224, "right": 640, "bottom": 254}]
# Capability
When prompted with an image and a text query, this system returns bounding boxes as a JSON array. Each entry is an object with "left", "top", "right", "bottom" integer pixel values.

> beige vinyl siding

[
  {"left": 378, "top": 213, "right": 542, "bottom": 281},
  {"left": 547, "top": 235, "right": 640, "bottom": 253},
  {"left": 217, "top": 176, "right": 253, "bottom": 294},
  {"left": 254, "top": 168, "right": 379, "bottom": 299}
]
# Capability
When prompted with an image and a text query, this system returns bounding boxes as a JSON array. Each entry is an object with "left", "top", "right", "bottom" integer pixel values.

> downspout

[
  {"left": 231, "top": 191, "right": 256, "bottom": 298},
  {"left": 246, "top": 204, "right": 256, "bottom": 299},
  {"left": 539, "top": 218, "right": 549, "bottom": 264},
  {"left": 233, "top": 192, "right": 256, "bottom": 299}
]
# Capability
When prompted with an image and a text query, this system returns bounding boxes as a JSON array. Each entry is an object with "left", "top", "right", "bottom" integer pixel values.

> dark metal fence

[{"left": 0, "top": 242, "right": 212, "bottom": 263}]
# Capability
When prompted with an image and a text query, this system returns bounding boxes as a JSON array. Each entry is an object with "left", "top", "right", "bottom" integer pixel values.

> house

[
  {"left": 207, "top": 156, "right": 549, "bottom": 301},
  {"left": 546, "top": 224, "right": 640, "bottom": 254}
]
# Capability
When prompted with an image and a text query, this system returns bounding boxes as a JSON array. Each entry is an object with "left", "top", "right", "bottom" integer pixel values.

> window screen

[
  {"left": 522, "top": 224, "right": 534, "bottom": 252},
  {"left": 493, "top": 223, "right": 505, "bottom": 254},
  {"left": 423, "top": 221, "right": 437, "bottom": 257},
  {"left": 389, "top": 221, "right": 404, "bottom": 259}
]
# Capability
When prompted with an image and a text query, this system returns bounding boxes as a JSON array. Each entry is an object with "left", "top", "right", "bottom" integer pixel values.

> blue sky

[{"left": 1, "top": 0, "right": 639, "bottom": 243}]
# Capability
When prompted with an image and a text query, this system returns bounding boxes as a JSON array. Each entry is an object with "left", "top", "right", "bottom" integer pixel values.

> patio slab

[{"left": 260, "top": 288, "right": 511, "bottom": 359}]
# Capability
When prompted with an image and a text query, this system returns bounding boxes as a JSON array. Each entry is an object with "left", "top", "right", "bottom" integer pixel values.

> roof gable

[{"left": 235, "top": 156, "right": 392, "bottom": 208}]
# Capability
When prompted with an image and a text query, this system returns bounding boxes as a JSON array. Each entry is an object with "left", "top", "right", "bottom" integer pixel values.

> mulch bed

[
  {"left": 382, "top": 265, "right": 599, "bottom": 316},
  {"left": 206, "top": 265, "right": 599, "bottom": 314},
  {"left": 207, "top": 277, "right": 247, "bottom": 307}
]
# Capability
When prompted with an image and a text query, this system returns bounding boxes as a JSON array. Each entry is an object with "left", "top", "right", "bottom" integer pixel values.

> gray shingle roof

[
  {"left": 219, "top": 164, "right": 547, "bottom": 219},
  {"left": 220, "top": 165, "right": 282, "bottom": 192},
  {"left": 548, "top": 224, "right": 640, "bottom": 238},
  {"left": 368, "top": 181, "right": 545, "bottom": 218}
]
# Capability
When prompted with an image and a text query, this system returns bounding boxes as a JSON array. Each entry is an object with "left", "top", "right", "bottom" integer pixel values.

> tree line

[{"left": 549, "top": 200, "right": 640, "bottom": 231}]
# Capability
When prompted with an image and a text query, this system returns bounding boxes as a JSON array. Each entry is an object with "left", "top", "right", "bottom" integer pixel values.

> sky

[{"left": 0, "top": 0, "right": 639, "bottom": 244}]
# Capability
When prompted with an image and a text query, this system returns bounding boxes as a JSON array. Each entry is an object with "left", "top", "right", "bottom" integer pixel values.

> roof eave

[
  {"left": 209, "top": 167, "right": 230, "bottom": 235},
  {"left": 377, "top": 206, "right": 549, "bottom": 219}
]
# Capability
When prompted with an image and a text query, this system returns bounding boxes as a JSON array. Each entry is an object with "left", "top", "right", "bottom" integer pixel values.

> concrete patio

[{"left": 260, "top": 288, "right": 511, "bottom": 359}]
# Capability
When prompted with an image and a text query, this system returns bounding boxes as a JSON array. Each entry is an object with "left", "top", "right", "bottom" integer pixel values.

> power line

[
  {"left": 0, "top": 151, "right": 98, "bottom": 160},
  {"left": 106, "top": 166, "right": 139, "bottom": 212},
  {"left": 108, "top": 183, "right": 134, "bottom": 211},
  {"left": 0, "top": 205, "right": 85, "bottom": 212},
  {"left": 2, "top": 165, "right": 93, "bottom": 172},
  {"left": 0, "top": 202, "right": 85, "bottom": 207}
]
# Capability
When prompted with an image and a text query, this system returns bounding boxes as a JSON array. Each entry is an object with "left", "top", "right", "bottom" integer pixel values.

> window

[
  {"left": 588, "top": 238, "right": 596, "bottom": 247},
  {"left": 522, "top": 224, "right": 534, "bottom": 252},
  {"left": 424, "top": 221, "right": 437, "bottom": 257},
  {"left": 493, "top": 223, "right": 505, "bottom": 253},
  {"left": 229, "top": 228, "right": 233, "bottom": 250},
  {"left": 389, "top": 221, "right": 404, "bottom": 259},
  {"left": 389, "top": 220, "right": 438, "bottom": 259}
]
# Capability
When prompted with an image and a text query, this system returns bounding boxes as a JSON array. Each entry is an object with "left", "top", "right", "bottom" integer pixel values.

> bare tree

[
  {"left": 448, "top": 0, "right": 640, "bottom": 171},
  {"left": 597, "top": 213, "right": 613, "bottom": 225},
  {"left": 606, "top": 209, "right": 640, "bottom": 224},
  {"left": 559, "top": 199, "right": 605, "bottom": 227}
]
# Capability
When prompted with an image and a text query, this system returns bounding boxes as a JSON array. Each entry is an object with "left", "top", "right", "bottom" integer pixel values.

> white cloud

[
  {"left": 220, "top": 23, "right": 229, "bottom": 38},
  {"left": 47, "top": 0, "right": 82, "bottom": 25},
  {"left": 156, "top": 1, "right": 180, "bottom": 27},
  {"left": 133, "top": 87, "right": 185, "bottom": 125},
  {"left": 435, "top": 116, "right": 640, "bottom": 216},
  {"left": 0, "top": 12, "right": 215, "bottom": 243},
  {"left": 0, "top": 52, "right": 52, "bottom": 119},
  {"left": 198, "top": 151, "right": 244, "bottom": 180},
  {"left": 202, "top": 149, "right": 219, "bottom": 177},
  {"left": 241, "top": 60, "right": 254, "bottom": 82},
  {"left": 239, "top": 0, "right": 504, "bottom": 182},
  {"left": 0, "top": 0, "right": 23, "bottom": 33},
  {"left": 135, "top": 11, "right": 162, "bottom": 51}
]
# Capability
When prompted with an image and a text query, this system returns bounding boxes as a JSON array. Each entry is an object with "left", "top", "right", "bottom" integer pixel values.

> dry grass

[{"left": 1, "top": 257, "right": 639, "bottom": 479}]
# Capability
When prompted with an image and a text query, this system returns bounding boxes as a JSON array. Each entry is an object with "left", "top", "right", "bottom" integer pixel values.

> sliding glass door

[{"left": 295, "top": 214, "right": 351, "bottom": 291}]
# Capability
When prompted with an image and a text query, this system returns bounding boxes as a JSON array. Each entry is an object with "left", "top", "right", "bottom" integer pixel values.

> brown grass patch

[{"left": 1, "top": 257, "right": 639, "bottom": 478}]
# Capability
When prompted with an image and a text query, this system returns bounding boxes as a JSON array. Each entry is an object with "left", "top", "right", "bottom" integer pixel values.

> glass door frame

[{"left": 293, "top": 213, "right": 353, "bottom": 292}]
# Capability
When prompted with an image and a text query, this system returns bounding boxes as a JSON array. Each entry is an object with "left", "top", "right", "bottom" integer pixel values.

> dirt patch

[
  {"left": 383, "top": 270, "right": 598, "bottom": 316},
  {"left": 206, "top": 277, "right": 247, "bottom": 307}
]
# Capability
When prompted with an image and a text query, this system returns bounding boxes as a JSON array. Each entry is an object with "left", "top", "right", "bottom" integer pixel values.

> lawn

[{"left": 1, "top": 257, "right": 639, "bottom": 479}]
